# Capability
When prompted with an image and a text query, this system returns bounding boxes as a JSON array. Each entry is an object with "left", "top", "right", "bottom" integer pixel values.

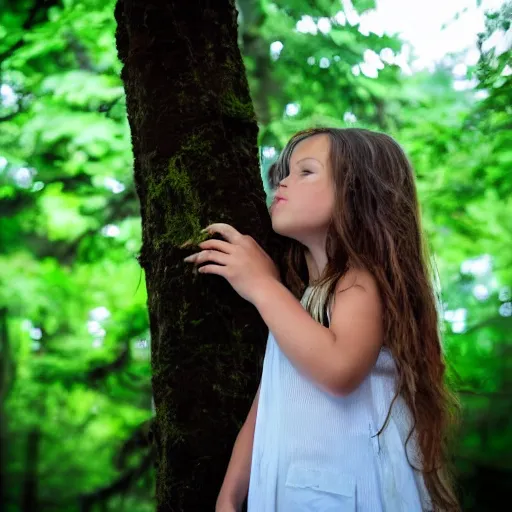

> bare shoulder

[{"left": 332, "top": 267, "right": 382, "bottom": 308}]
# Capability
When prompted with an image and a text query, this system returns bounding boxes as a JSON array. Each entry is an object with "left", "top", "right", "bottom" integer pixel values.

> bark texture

[{"left": 114, "top": 1, "right": 287, "bottom": 509}]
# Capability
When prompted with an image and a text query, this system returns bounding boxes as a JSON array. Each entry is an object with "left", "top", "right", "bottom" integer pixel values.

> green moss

[
  {"left": 175, "top": 300, "right": 190, "bottom": 336},
  {"left": 222, "top": 56, "right": 237, "bottom": 73},
  {"left": 145, "top": 132, "right": 217, "bottom": 251},
  {"left": 232, "top": 326, "right": 244, "bottom": 342},
  {"left": 144, "top": 94, "right": 253, "bottom": 252},
  {"left": 160, "top": 395, "right": 185, "bottom": 437},
  {"left": 220, "top": 90, "right": 256, "bottom": 121}
]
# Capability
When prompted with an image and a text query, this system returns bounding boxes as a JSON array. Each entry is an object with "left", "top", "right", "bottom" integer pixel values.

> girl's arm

[
  {"left": 252, "top": 268, "right": 383, "bottom": 396},
  {"left": 216, "top": 383, "right": 261, "bottom": 511}
]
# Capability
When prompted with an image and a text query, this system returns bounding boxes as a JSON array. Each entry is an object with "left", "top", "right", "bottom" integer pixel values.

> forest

[{"left": 1, "top": 0, "right": 510, "bottom": 510}]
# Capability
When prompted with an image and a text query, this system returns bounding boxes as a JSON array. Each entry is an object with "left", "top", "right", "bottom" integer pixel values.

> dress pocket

[{"left": 283, "top": 464, "right": 356, "bottom": 512}]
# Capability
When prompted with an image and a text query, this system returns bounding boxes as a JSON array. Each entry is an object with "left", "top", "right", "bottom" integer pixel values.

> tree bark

[{"left": 114, "top": 1, "right": 287, "bottom": 509}]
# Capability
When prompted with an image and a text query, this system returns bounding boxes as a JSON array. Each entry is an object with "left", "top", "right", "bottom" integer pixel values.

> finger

[
  {"left": 195, "top": 249, "right": 230, "bottom": 266},
  {"left": 203, "top": 223, "right": 244, "bottom": 245},
  {"left": 197, "top": 264, "right": 227, "bottom": 277},
  {"left": 198, "top": 239, "right": 233, "bottom": 254}
]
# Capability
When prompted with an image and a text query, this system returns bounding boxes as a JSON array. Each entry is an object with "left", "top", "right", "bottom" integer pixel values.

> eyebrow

[{"left": 294, "top": 157, "right": 324, "bottom": 168}]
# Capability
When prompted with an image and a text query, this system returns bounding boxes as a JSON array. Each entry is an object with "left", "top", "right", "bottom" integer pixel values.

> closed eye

[{"left": 301, "top": 170, "right": 312, "bottom": 175}]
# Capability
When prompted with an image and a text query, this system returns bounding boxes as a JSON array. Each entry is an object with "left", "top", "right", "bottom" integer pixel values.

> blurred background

[{"left": 0, "top": 0, "right": 510, "bottom": 510}]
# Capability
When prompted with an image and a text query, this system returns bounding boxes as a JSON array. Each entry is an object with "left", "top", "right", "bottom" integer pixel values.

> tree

[
  {"left": 114, "top": 0, "right": 286, "bottom": 509},
  {"left": 0, "top": 0, "right": 407, "bottom": 509}
]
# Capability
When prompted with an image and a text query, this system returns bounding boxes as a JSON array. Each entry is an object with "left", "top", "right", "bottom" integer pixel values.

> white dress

[{"left": 247, "top": 286, "right": 432, "bottom": 511}]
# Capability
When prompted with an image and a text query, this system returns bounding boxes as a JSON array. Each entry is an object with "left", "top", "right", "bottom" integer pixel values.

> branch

[{"left": 98, "top": 95, "right": 125, "bottom": 118}]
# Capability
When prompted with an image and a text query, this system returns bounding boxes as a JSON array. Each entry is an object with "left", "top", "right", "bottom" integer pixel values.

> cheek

[
  {"left": 294, "top": 202, "right": 332, "bottom": 227},
  {"left": 302, "top": 190, "right": 334, "bottom": 216}
]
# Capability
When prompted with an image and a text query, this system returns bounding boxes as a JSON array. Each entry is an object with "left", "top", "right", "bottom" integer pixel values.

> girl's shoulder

[
  {"left": 330, "top": 266, "right": 382, "bottom": 312},
  {"left": 339, "top": 266, "right": 379, "bottom": 292}
]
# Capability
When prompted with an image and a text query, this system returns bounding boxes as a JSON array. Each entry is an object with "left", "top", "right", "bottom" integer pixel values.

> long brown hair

[{"left": 266, "top": 127, "right": 461, "bottom": 511}]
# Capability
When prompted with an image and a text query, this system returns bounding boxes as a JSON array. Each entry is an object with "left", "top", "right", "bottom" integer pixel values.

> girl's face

[{"left": 270, "top": 134, "right": 335, "bottom": 248}]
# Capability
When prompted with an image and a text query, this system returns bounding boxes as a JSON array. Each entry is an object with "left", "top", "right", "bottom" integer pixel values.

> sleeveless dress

[{"left": 247, "top": 286, "right": 432, "bottom": 511}]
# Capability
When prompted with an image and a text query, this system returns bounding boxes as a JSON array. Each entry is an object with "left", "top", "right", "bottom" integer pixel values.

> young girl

[{"left": 209, "top": 127, "right": 460, "bottom": 511}]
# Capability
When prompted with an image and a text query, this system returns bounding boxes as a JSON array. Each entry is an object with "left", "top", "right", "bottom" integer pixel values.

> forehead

[{"left": 290, "top": 134, "right": 330, "bottom": 164}]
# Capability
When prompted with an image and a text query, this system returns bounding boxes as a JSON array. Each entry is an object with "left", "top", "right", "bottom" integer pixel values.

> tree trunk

[
  {"left": 21, "top": 428, "right": 41, "bottom": 512},
  {"left": 114, "top": 1, "right": 286, "bottom": 509},
  {"left": 237, "top": 0, "right": 279, "bottom": 127}
]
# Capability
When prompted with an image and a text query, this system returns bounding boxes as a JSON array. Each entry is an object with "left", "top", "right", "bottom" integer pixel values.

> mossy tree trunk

[{"left": 114, "top": 1, "right": 285, "bottom": 510}]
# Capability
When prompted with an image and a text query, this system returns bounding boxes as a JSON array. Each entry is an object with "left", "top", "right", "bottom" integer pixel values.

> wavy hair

[{"left": 266, "top": 127, "right": 461, "bottom": 511}]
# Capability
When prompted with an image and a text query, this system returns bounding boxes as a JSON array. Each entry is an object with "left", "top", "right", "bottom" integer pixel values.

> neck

[{"left": 304, "top": 249, "right": 328, "bottom": 286}]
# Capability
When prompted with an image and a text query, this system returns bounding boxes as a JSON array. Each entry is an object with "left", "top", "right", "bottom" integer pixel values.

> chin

[{"left": 270, "top": 219, "right": 293, "bottom": 239}]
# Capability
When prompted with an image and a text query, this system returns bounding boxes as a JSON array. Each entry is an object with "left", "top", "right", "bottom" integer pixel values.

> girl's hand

[{"left": 183, "top": 223, "right": 280, "bottom": 305}]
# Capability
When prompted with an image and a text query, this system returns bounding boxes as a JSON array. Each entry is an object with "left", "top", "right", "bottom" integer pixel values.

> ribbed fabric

[{"left": 247, "top": 286, "right": 432, "bottom": 511}]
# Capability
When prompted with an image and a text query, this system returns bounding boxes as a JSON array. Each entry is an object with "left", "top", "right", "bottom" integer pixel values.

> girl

[{"left": 185, "top": 127, "right": 460, "bottom": 511}]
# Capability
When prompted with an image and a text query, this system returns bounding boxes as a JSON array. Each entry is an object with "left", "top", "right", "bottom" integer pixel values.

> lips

[{"left": 271, "top": 197, "right": 287, "bottom": 211}]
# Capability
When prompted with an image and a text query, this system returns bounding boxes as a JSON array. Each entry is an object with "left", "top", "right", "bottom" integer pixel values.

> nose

[{"left": 278, "top": 173, "right": 289, "bottom": 186}]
